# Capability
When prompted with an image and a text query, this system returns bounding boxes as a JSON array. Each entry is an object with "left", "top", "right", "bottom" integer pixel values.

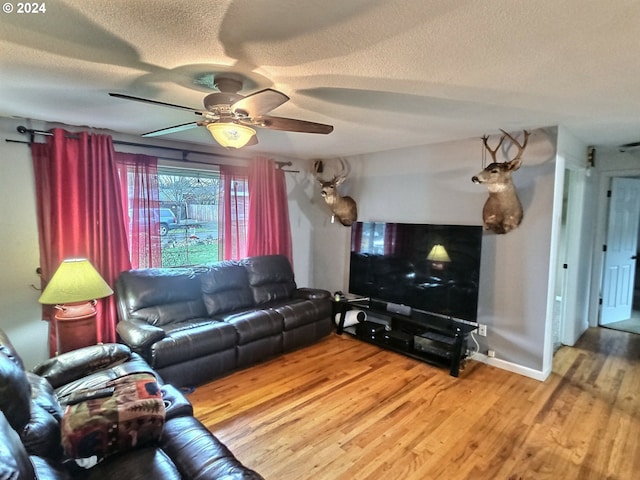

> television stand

[{"left": 333, "top": 299, "right": 476, "bottom": 377}]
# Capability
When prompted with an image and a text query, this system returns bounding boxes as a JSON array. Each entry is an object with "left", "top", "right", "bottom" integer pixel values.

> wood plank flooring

[{"left": 187, "top": 328, "right": 640, "bottom": 480}]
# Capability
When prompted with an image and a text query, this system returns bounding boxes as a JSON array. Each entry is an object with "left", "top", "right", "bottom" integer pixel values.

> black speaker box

[
  {"left": 355, "top": 321, "right": 385, "bottom": 337},
  {"left": 382, "top": 330, "right": 413, "bottom": 350}
]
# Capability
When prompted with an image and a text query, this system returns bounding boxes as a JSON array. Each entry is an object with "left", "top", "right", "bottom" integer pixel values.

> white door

[{"left": 600, "top": 177, "right": 640, "bottom": 325}]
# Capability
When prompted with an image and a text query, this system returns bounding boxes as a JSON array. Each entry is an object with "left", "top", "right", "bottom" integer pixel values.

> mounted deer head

[
  {"left": 312, "top": 158, "right": 358, "bottom": 226},
  {"left": 471, "top": 129, "right": 530, "bottom": 234}
]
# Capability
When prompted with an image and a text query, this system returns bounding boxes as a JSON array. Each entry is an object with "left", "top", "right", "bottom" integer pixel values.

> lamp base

[{"left": 54, "top": 301, "right": 98, "bottom": 354}]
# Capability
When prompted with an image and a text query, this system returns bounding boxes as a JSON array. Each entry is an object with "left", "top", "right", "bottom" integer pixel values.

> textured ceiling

[{"left": 1, "top": 0, "right": 640, "bottom": 159}]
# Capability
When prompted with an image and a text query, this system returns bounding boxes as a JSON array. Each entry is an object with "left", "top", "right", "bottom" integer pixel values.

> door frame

[
  {"left": 558, "top": 168, "right": 590, "bottom": 346},
  {"left": 588, "top": 168, "right": 640, "bottom": 329},
  {"left": 599, "top": 177, "right": 640, "bottom": 325}
]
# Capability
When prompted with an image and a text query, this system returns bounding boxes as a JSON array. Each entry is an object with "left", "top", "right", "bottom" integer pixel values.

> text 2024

[{"left": 17, "top": 2, "right": 46, "bottom": 13}]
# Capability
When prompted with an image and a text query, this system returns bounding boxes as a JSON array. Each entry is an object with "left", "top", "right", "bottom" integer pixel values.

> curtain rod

[{"left": 7, "top": 125, "right": 298, "bottom": 172}]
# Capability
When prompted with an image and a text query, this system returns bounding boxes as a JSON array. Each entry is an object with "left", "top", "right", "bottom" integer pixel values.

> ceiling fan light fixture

[{"left": 206, "top": 123, "right": 255, "bottom": 148}]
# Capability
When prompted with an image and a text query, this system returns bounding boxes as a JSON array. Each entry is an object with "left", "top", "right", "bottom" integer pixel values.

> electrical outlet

[
  {"left": 487, "top": 349, "right": 496, "bottom": 358},
  {"left": 478, "top": 324, "right": 487, "bottom": 336}
]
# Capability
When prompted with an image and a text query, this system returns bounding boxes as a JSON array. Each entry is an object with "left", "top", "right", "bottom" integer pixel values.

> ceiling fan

[{"left": 109, "top": 74, "right": 334, "bottom": 148}]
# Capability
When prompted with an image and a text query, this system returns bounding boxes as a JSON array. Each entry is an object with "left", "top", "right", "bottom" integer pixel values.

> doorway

[{"left": 599, "top": 176, "right": 640, "bottom": 335}]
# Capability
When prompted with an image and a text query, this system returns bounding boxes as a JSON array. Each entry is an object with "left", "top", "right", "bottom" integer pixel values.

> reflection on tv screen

[{"left": 349, "top": 222, "right": 482, "bottom": 323}]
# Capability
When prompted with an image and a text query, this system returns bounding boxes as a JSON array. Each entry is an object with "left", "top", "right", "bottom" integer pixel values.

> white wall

[
  {"left": 285, "top": 158, "right": 319, "bottom": 287},
  {"left": 0, "top": 117, "right": 49, "bottom": 368},
  {"left": 306, "top": 129, "right": 559, "bottom": 376},
  {"left": 554, "top": 127, "right": 595, "bottom": 347}
]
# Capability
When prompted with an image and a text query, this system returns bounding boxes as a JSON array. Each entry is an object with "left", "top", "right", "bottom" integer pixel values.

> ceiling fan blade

[
  {"left": 109, "top": 92, "right": 201, "bottom": 114},
  {"left": 231, "top": 89, "right": 289, "bottom": 118},
  {"left": 142, "top": 122, "right": 200, "bottom": 137},
  {"left": 251, "top": 115, "right": 334, "bottom": 134},
  {"left": 246, "top": 134, "right": 259, "bottom": 147}
]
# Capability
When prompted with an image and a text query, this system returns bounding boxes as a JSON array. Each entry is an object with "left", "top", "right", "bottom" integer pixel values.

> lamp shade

[
  {"left": 427, "top": 244, "right": 451, "bottom": 263},
  {"left": 38, "top": 258, "right": 113, "bottom": 305},
  {"left": 206, "top": 123, "right": 256, "bottom": 148}
]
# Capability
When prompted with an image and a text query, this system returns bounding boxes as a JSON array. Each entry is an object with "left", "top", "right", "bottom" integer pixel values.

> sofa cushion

[
  {"left": 21, "top": 401, "right": 63, "bottom": 460},
  {"left": 150, "top": 320, "right": 238, "bottom": 369},
  {"left": 0, "top": 351, "right": 32, "bottom": 432},
  {"left": 117, "top": 268, "right": 207, "bottom": 326},
  {"left": 30, "top": 455, "right": 73, "bottom": 480},
  {"left": 22, "top": 372, "right": 65, "bottom": 460},
  {"left": 200, "top": 262, "right": 254, "bottom": 316},
  {"left": 241, "top": 255, "right": 296, "bottom": 305},
  {"left": 270, "top": 298, "right": 333, "bottom": 331},
  {"left": 217, "top": 308, "right": 283, "bottom": 345},
  {"left": 27, "top": 372, "right": 64, "bottom": 421},
  {"left": 78, "top": 446, "right": 181, "bottom": 479}
]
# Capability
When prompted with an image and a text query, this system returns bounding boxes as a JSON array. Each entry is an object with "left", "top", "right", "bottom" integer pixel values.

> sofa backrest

[
  {"left": 115, "top": 255, "right": 299, "bottom": 322},
  {"left": 115, "top": 268, "right": 208, "bottom": 326},
  {"left": 0, "top": 351, "right": 32, "bottom": 433},
  {"left": 0, "top": 412, "right": 36, "bottom": 479},
  {"left": 0, "top": 329, "right": 32, "bottom": 433},
  {"left": 242, "top": 255, "right": 297, "bottom": 305},
  {"left": 200, "top": 261, "right": 255, "bottom": 316}
]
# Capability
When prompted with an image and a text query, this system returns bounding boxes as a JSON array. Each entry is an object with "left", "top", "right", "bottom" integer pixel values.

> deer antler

[
  {"left": 500, "top": 129, "right": 530, "bottom": 163},
  {"left": 482, "top": 134, "right": 506, "bottom": 163},
  {"left": 333, "top": 158, "right": 348, "bottom": 184},
  {"left": 312, "top": 160, "right": 325, "bottom": 183}
]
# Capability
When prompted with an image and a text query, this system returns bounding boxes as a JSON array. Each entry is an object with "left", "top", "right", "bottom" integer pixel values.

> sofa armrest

[
  {"left": 116, "top": 319, "right": 166, "bottom": 352},
  {"left": 31, "top": 344, "right": 131, "bottom": 389},
  {"left": 294, "top": 288, "right": 331, "bottom": 301},
  {"left": 160, "top": 416, "right": 265, "bottom": 479}
]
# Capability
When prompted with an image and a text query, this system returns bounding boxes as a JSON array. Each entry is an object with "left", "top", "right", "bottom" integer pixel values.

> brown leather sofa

[
  {"left": 115, "top": 254, "right": 333, "bottom": 388},
  {"left": 0, "top": 328, "right": 263, "bottom": 479}
]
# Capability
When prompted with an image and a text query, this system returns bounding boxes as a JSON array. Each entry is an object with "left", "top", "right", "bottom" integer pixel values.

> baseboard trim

[{"left": 470, "top": 353, "right": 551, "bottom": 381}]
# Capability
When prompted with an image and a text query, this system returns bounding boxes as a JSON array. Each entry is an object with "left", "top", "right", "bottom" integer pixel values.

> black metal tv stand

[{"left": 334, "top": 297, "right": 476, "bottom": 377}]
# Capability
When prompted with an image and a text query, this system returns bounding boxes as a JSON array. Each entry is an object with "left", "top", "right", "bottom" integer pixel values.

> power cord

[{"left": 467, "top": 330, "right": 481, "bottom": 359}]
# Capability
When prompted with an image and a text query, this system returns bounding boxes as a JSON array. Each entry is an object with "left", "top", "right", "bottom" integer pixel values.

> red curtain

[
  {"left": 218, "top": 164, "right": 249, "bottom": 260},
  {"left": 383, "top": 223, "right": 413, "bottom": 256},
  {"left": 114, "top": 153, "right": 161, "bottom": 268},
  {"left": 31, "top": 129, "right": 131, "bottom": 355},
  {"left": 351, "top": 222, "right": 363, "bottom": 253},
  {"left": 246, "top": 157, "right": 293, "bottom": 264}
]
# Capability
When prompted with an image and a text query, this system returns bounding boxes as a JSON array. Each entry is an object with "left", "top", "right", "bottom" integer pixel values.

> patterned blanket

[{"left": 61, "top": 372, "right": 165, "bottom": 464}]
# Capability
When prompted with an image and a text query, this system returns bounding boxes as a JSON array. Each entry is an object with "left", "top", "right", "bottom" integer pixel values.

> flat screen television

[{"left": 348, "top": 222, "right": 483, "bottom": 323}]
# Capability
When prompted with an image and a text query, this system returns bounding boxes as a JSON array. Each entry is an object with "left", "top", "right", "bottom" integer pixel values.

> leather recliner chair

[{"left": 0, "top": 328, "right": 263, "bottom": 479}]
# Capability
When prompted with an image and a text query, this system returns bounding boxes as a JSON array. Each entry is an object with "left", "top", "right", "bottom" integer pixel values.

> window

[
  {"left": 356, "top": 222, "right": 386, "bottom": 255},
  {"left": 121, "top": 164, "right": 248, "bottom": 267},
  {"left": 157, "top": 168, "right": 221, "bottom": 266}
]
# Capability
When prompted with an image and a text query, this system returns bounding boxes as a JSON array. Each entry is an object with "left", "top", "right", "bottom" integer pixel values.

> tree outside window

[{"left": 156, "top": 169, "right": 222, "bottom": 266}]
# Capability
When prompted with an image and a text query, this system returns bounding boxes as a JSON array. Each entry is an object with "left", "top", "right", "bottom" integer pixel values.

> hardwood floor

[{"left": 188, "top": 328, "right": 640, "bottom": 480}]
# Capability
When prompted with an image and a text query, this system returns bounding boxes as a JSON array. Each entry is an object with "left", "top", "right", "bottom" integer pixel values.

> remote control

[{"left": 66, "top": 386, "right": 115, "bottom": 405}]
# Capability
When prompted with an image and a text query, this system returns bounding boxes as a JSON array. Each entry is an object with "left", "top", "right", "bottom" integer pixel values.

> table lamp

[
  {"left": 427, "top": 244, "right": 450, "bottom": 270},
  {"left": 38, "top": 258, "right": 113, "bottom": 354}
]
